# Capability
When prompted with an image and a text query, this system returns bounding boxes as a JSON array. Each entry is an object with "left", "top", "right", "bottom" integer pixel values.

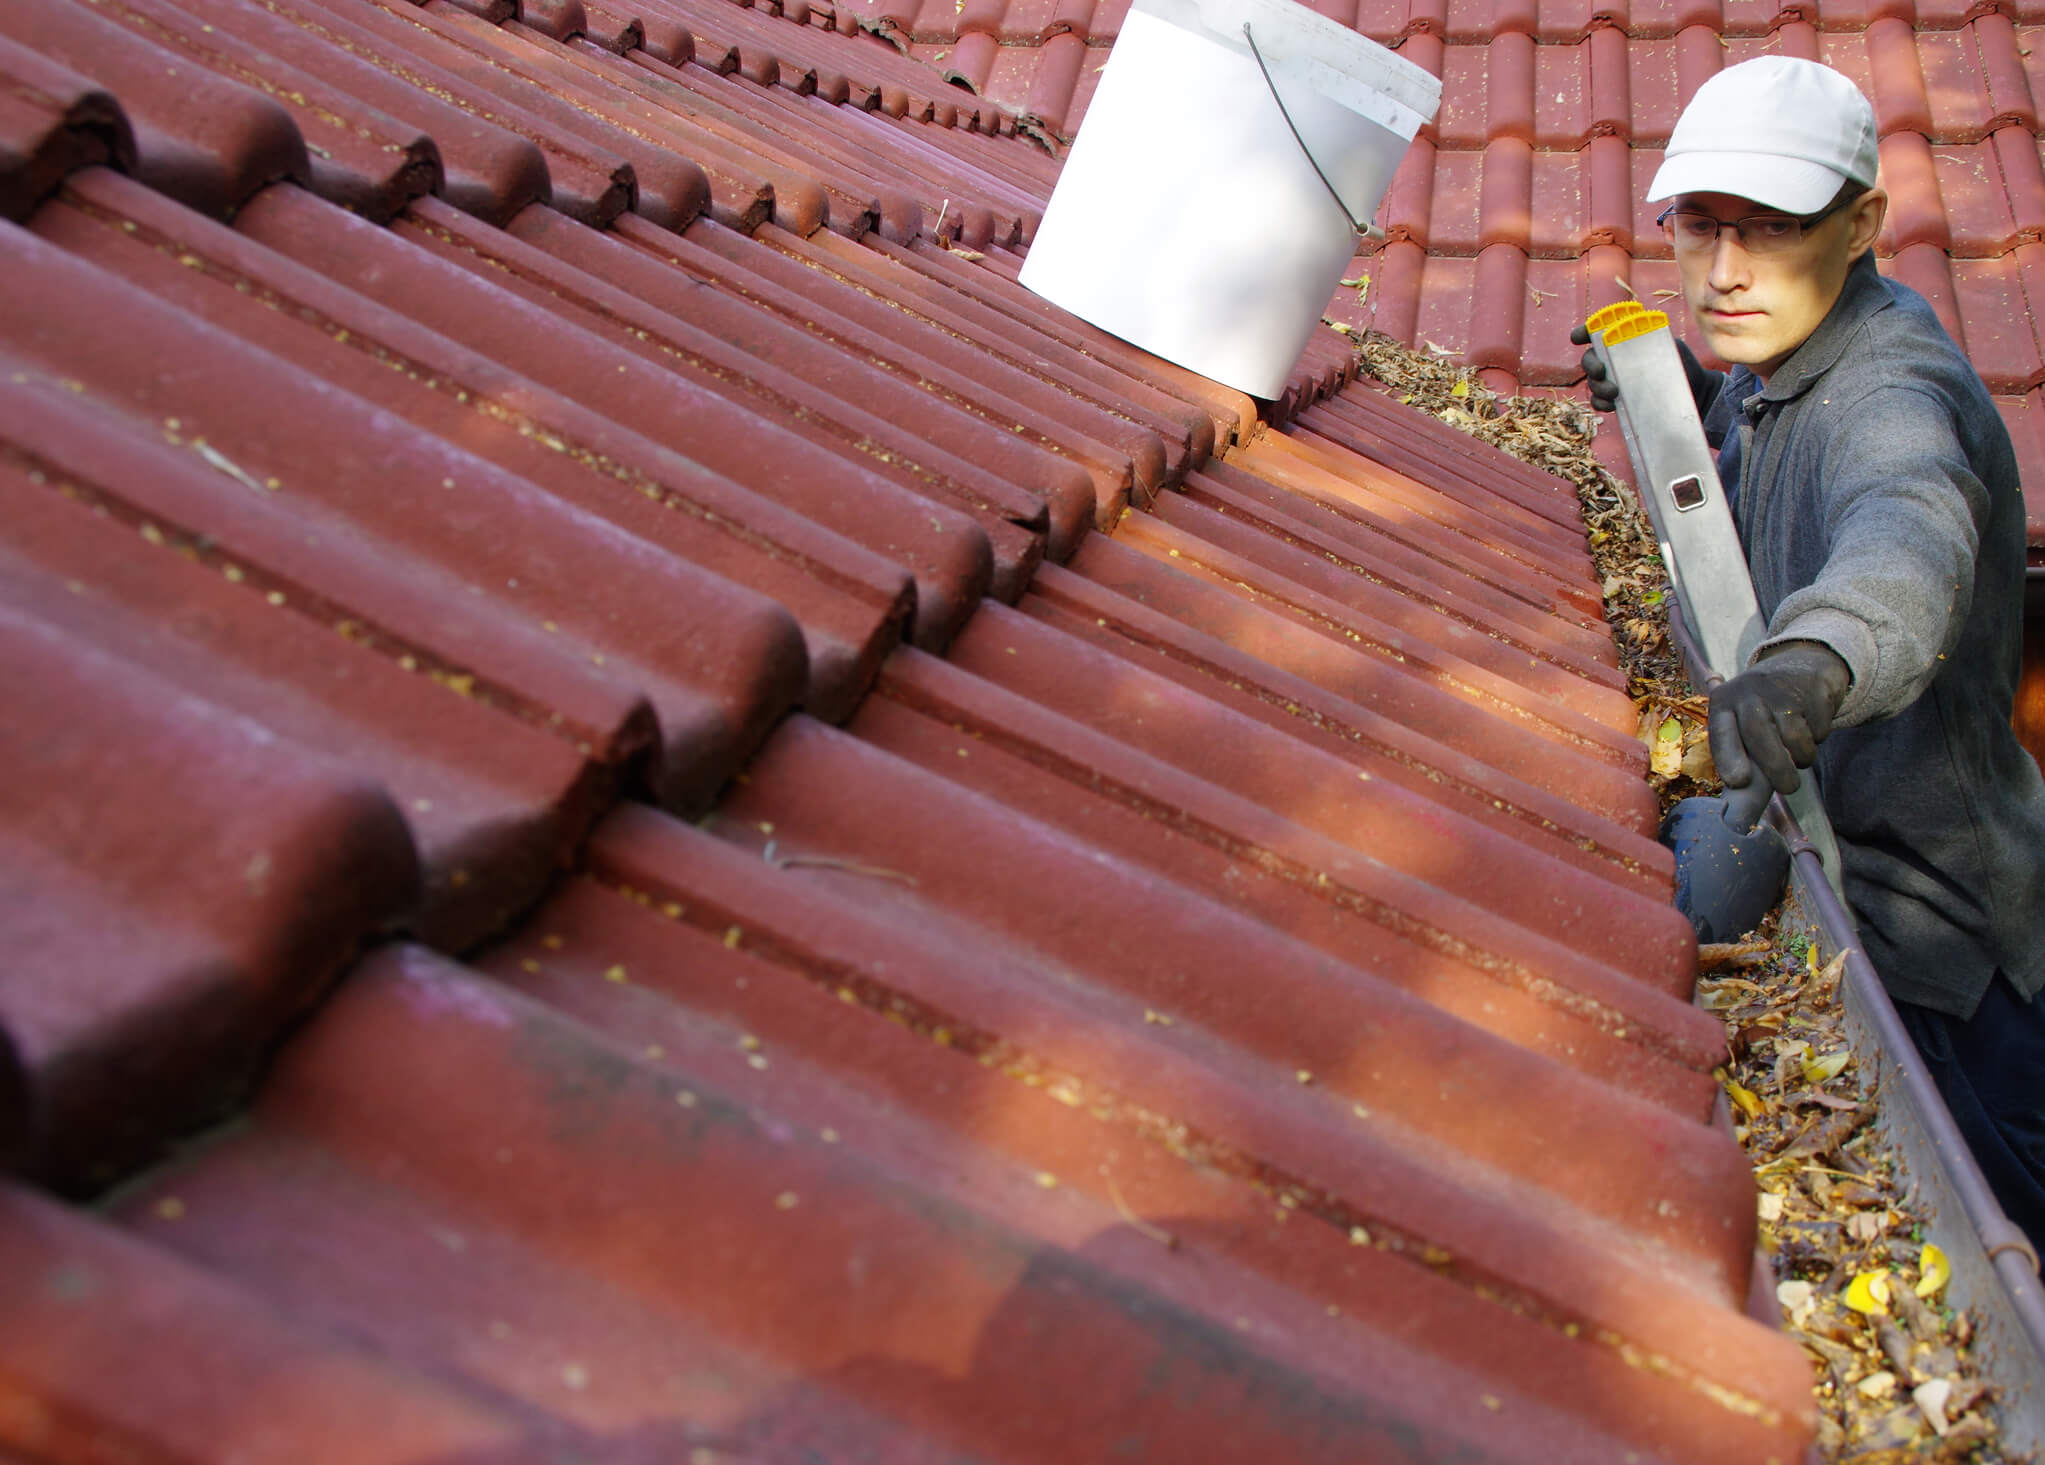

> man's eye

[
  {"left": 1675, "top": 215, "right": 1719, "bottom": 240},
  {"left": 1749, "top": 217, "right": 1799, "bottom": 241}
]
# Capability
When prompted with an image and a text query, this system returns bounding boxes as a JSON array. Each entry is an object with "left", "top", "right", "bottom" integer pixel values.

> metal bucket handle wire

[{"left": 1242, "top": 22, "right": 1369, "bottom": 235}]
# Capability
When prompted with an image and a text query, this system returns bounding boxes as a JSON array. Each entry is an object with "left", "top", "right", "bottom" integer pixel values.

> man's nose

[{"left": 1705, "top": 227, "right": 1750, "bottom": 290}]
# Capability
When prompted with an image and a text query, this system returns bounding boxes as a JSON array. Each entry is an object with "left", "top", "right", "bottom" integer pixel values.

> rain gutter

[{"left": 1671, "top": 611, "right": 2045, "bottom": 1449}]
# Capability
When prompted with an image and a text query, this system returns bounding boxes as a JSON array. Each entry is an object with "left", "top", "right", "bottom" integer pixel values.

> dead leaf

[
  {"left": 1726, "top": 1078, "right": 1766, "bottom": 1120},
  {"left": 1802, "top": 1049, "right": 1851, "bottom": 1085},
  {"left": 1649, "top": 740, "right": 1683, "bottom": 778},
  {"left": 1913, "top": 1378, "right": 1953, "bottom": 1437},
  {"left": 1915, "top": 1243, "right": 1951, "bottom": 1299},
  {"left": 1680, "top": 729, "right": 1716, "bottom": 781},
  {"left": 1772, "top": 1105, "right": 1868, "bottom": 1162},
  {"left": 1845, "top": 1270, "right": 1893, "bottom": 1315}
]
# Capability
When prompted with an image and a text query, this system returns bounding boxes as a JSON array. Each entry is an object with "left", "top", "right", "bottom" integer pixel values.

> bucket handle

[{"left": 1241, "top": 22, "right": 1369, "bottom": 236}]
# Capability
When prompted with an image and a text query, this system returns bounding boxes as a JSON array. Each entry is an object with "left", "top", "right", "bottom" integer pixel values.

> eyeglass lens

[{"left": 1659, "top": 210, "right": 1808, "bottom": 255}]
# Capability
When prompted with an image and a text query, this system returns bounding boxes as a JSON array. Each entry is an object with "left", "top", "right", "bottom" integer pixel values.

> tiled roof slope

[
  {"left": 0, "top": 1, "right": 1822, "bottom": 1460},
  {"left": 867, "top": 0, "right": 2045, "bottom": 549}
]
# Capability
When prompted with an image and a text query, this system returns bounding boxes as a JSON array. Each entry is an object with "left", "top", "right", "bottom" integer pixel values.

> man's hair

[{"left": 1816, "top": 177, "right": 1871, "bottom": 217}]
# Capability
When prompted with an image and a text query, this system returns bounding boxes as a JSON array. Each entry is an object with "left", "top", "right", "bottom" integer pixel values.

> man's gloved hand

[
  {"left": 1707, "top": 641, "right": 1853, "bottom": 797},
  {"left": 1570, "top": 322, "right": 1621, "bottom": 413},
  {"left": 1570, "top": 322, "right": 1714, "bottom": 415}
]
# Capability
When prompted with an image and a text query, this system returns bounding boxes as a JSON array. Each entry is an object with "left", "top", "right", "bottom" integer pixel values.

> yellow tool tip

[
  {"left": 1601, "top": 309, "right": 1670, "bottom": 345},
  {"left": 1584, "top": 301, "right": 1649, "bottom": 334}
]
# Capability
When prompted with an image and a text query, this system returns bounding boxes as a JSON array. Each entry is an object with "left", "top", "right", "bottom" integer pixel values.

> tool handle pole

[{"left": 1588, "top": 309, "right": 1848, "bottom": 895}]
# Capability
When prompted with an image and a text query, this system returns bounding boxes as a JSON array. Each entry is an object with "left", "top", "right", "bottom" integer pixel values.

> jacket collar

[{"left": 1742, "top": 250, "right": 1891, "bottom": 407}]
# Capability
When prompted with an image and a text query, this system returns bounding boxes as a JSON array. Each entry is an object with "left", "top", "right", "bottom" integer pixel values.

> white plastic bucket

[{"left": 1018, "top": 0, "right": 1439, "bottom": 400}]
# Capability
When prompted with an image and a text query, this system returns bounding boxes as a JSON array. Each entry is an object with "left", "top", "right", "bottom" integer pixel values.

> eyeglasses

[{"left": 1656, "top": 194, "right": 1857, "bottom": 256}]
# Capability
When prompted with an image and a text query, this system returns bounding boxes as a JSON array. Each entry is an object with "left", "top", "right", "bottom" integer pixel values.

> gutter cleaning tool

[
  {"left": 1583, "top": 303, "right": 1845, "bottom": 942},
  {"left": 1019, "top": 0, "right": 1439, "bottom": 400}
]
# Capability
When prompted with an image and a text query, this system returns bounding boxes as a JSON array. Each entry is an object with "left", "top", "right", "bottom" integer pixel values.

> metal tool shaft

[{"left": 1588, "top": 305, "right": 1846, "bottom": 893}]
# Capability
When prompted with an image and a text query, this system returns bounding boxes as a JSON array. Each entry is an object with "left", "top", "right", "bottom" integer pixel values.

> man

[{"left": 1573, "top": 55, "right": 2045, "bottom": 1241}]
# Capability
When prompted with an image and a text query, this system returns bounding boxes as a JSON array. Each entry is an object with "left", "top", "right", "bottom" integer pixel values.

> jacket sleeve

[{"left": 1757, "top": 383, "right": 1985, "bottom": 727}]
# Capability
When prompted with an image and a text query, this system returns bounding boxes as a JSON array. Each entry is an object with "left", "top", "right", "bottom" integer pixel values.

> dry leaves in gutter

[{"left": 1702, "top": 930, "right": 2015, "bottom": 1463}]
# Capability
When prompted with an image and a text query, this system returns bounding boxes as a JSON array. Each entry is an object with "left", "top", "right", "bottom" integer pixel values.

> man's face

[{"left": 1674, "top": 189, "right": 1884, "bottom": 379}]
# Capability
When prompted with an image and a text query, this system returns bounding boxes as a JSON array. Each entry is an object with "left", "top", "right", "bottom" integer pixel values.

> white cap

[{"left": 1647, "top": 57, "right": 1878, "bottom": 214}]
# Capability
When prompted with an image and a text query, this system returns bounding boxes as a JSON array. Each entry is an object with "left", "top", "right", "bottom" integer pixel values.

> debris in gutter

[
  {"left": 1700, "top": 927, "right": 2013, "bottom": 1462},
  {"left": 1343, "top": 327, "right": 2021, "bottom": 1465}
]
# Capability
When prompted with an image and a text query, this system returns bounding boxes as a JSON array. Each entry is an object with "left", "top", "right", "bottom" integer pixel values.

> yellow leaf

[
  {"left": 1802, "top": 1049, "right": 1851, "bottom": 1084},
  {"left": 1915, "top": 1243, "right": 1951, "bottom": 1299},
  {"left": 1844, "top": 1270, "right": 1892, "bottom": 1315},
  {"left": 1451, "top": 378, "right": 1470, "bottom": 398},
  {"left": 1680, "top": 731, "right": 1718, "bottom": 782},
  {"left": 1657, "top": 717, "right": 1682, "bottom": 741},
  {"left": 1725, "top": 1080, "right": 1765, "bottom": 1120}
]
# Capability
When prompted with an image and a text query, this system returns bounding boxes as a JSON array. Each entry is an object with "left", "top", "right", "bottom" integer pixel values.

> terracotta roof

[
  {"left": 871, "top": 0, "right": 2045, "bottom": 545},
  {"left": 0, "top": 0, "right": 1822, "bottom": 1458}
]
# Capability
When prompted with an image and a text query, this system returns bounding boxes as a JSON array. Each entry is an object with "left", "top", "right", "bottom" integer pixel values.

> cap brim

[{"left": 1645, "top": 150, "right": 1848, "bottom": 214}]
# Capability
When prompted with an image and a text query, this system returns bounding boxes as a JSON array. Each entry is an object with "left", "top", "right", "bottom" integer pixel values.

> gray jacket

[{"left": 1698, "top": 250, "right": 2045, "bottom": 1019}]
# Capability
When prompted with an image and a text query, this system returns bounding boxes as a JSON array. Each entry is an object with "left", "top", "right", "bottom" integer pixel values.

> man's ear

[{"left": 1846, "top": 186, "right": 1887, "bottom": 255}]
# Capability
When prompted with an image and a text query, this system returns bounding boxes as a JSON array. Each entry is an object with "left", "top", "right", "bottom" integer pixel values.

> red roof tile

[
  {"left": 0, "top": 1182, "right": 559, "bottom": 1461},
  {"left": 0, "top": 0, "right": 1831, "bottom": 1456},
  {"left": 0, "top": 433, "right": 588, "bottom": 955},
  {"left": 0, "top": 568, "right": 417, "bottom": 1191},
  {"left": 4, "top": 0, "right": 311, "bottom": 218},
  {"left": 0, "top": 32, "right": 133, "bottom": 223}
]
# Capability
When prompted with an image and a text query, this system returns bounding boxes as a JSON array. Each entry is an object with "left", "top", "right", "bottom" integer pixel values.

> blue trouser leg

[{"left": 1893, "top": 977, "right": 2045, "bottom": 1250}]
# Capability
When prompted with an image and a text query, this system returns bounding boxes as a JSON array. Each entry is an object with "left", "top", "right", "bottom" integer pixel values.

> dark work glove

[
  {"left": 1570, "top": 322, "right": 1714, "bottom": 415},
  {"left": 1707, "top": 641, "right": 1853, "bottom": 797},
  {"left": 1570, "top": 322, "right": 1621, "bottom": 413}
]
